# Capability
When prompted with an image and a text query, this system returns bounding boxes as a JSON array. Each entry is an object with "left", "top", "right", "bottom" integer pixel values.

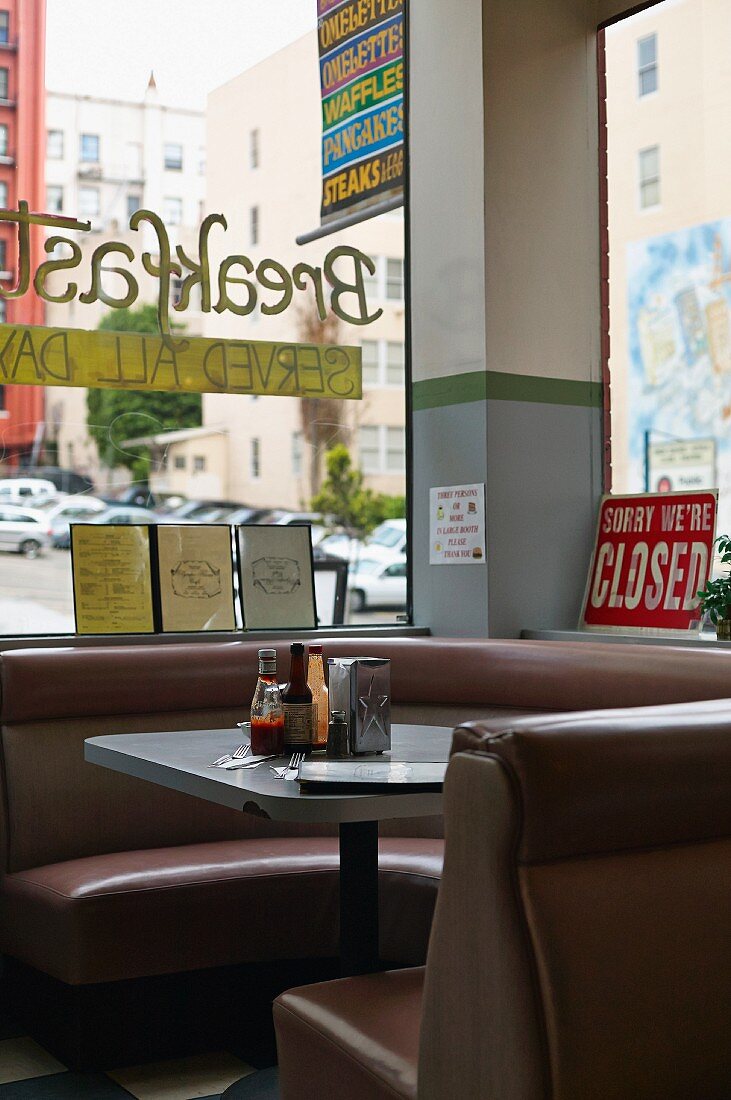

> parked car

[
  {"left": 225, "top": 506, "right": 281, "bottom": 526},
  {"left": 348, "top": 557, "right": 407, "bottom": 611},
  {"left": 34, "top": 495, "right": 108, "bottom": 547},
  {"left": 57, "top": 505, "right": 161, "bottom": 549},
  {"left": 0, "top": 478, "right": 57, "bottom": 504},
  {"left": 4, "top": 467, "right": 95, "bottom": 495},
  {"left": 365, "top": 518, "right": 407, "bottom": 556},
  {"left": 0, "top": 505, "right": 53, "bottom": 558}
]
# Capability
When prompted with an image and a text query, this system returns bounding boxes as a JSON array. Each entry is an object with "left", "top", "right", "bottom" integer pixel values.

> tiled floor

[{"left": 0, "top": 1007, "right": 258, "bottom": 1100}]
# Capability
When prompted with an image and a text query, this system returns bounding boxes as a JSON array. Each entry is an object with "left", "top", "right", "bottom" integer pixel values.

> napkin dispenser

[{"left": 327, "top": 657, "right": 391, "bottom": 754}]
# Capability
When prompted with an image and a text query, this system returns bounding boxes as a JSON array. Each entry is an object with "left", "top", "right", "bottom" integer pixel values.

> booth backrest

[
  {"left": 4, "top": 637, "right": 731, "bottom": 874},
  {"left": 420, "top": 700, "right": 731, "bottom": 1100}
]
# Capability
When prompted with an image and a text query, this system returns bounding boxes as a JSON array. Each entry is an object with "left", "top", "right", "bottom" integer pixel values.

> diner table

[{"left": 84, "top": 723, "right": 452, "bottom": 1099}]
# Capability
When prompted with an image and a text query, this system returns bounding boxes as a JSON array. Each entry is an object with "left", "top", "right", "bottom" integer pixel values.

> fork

[
  {"left": 269, "top": 752, "right": 304, "bottom": 780},
  {"left": 210, "top": 743, "right": 250, "bottom": 768}
]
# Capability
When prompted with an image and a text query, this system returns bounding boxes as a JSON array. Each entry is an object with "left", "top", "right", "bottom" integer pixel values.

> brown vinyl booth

[{"left": 274, "top": 698, "right": 731, "bottom": 1100}]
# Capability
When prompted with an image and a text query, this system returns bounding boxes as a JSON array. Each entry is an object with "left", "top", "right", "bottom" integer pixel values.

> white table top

[{"left": 84, "top": 724, "right": 453, "bottom": 824}]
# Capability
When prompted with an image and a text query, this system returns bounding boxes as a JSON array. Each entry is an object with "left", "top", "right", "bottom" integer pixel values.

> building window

[
  {"left": 0, "top": 124, "right": 6, "bottom": 157},
  {"left": 638, "top": 34, "right": 658, "bottom": 97},
  {"left": 170, "top": 277, "right": 184, "bottom": 307},
  {"left": 251, "top": 437, "right": 261, "bottom": 479},
  {"left": 127, "top": 194, "right": 141, "bottom": 219},
  {"left": 292, "top": 431, "right": 303, "bottom": 476},
  {"left": 0, "top": 180, "right": 7, "bottom": 208},
  {"left": 386, "top": 258, "right": 404, "bottom": 301},
  {"left": 363, "top": 257, "right": 379, "bottom": 300},
  {"left": 361, "top": 340, "right": 379, "bottom": 386},
  {"left": 639, "top": 145, "right": 660, "bottom": 209},
  {"left": 80, "top": 133, "right": 100, "bottom": 163},
  {"left": 0, "top": 239, "right": 7, "bottom": 272},
  {"left": 250, "top": 206, "right": 259, "bottom": 246},
  {"left": 386, "top": 427, "right": 405, "bottom": 471},
  {"left": 78, "top": 186, "right": 100, "bottom": 217},
  {"left": 0, "top": 297, "right": 5, "bottom": 323},
  {"left": 0, "top": 13, "right": 9, "bottom": 46},
  {"left": 359, "top": 426, "right": 405, "bottom": 474},
  {"left": 386, "top": 342, "right": 405, "bottom": 385},
  {"left": 250, "top": 129, "right": 259, "bottom": 169},
  {"left": 193, "top": 455, "right": 206, "bottom": 473},
  {"left": 47, "top": 129, "right": 64, "bottom": 159},
  {"left": 0, "top": 68, "right": 8, "bottom": 101},
  {"left": 164, "top": 143, "right": 183, "bottom": 171},
  {"left": 46, "top": 185, "right": 63, "bottom": 213},
  {"left": 164, "top": 196, "right": 183, "bottom": 226},
  {"left": 174, "top": 454, "right": 186, "bottom": 470}
]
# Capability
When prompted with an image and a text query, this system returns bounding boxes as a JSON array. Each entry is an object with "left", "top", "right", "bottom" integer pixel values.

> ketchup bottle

[{"left": 250, "top": 648, "right": 285, "bottom": 755}]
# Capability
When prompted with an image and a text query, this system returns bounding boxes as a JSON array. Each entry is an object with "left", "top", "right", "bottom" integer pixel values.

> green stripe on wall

[{"left": 412, "top": 371, "right": 603, "bottom": 411}]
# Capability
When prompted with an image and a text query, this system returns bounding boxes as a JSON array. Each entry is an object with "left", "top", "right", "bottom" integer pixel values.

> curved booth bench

[{"left": 2, "top": 635, "right": 731, "bottom": 1065}]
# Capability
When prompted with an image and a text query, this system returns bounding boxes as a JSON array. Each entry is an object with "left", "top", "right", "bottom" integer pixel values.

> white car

[
  {"left": 348, "top": 557, "right": 407, "bottom": 611},
  {"left": 0, "top": 478, "right": 57, "bottom": 505},
  {"left": 35, "top": 495, "right": 107, "bottom": 545},
  {"left": 366, "top": 518, "right": 407, "bottom": 556},
  {"left": 0, "top": 505, "right": 53, "bottom": 558}
]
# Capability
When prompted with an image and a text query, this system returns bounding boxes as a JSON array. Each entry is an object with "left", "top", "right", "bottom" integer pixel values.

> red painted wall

[{"left": 0, "top": 0, "right": 46, "bottom": 461}]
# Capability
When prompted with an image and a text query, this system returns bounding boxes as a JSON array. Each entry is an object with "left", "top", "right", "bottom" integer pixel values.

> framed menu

[
  {"left": 71, "top": 524, "right": 155, "bottom": 634},
  {"left": 156, "top": 524, "right": 236, "bottom": 632},
  {"left": 236, "top": 524, "right": 316, "bottom": 630}
]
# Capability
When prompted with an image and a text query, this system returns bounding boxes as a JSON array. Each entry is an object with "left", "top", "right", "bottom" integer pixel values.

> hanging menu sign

[
  {"left": 71, "top": 524, "right": 155, "bottom": 634},
  {"left": 318, "top": 0, "right": 405, "bottom": 224},
  {"left": 580, "top": 491, "right": 717, "bottom": 635},
  {"left": 429, "top": 484, "right": 486, "bottom": 565}
]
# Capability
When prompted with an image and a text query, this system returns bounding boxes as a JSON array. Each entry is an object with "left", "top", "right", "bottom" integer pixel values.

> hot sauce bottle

[
  {"left": 282, "top": 642, "right": 313, "bottom": 751},
  {"left": 250, "top": 648, "right": 285, "bottom": 756},
  {"left": 307, "top": 644, "right": 329, "bottom": 750}
]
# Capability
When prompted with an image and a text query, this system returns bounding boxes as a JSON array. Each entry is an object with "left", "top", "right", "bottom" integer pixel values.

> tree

[
  {"left": 296, "top": 302, "right": 347, "bottom": 499},
  {"left": 311, "top": 444, "right": 405, "bottom": 538},
  {"left": 86, "top": 306, "right": 201, "bottom": 482}
]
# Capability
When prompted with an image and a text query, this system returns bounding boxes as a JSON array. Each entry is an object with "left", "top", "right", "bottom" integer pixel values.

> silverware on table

[
  {"left": 269, "top": 752, "right": 304, "bottom": 780},
  {"left": 210, "top": 743, "right": 250, "bottom": 768},
  {"left": 220, "top": 754, "right": 278, "bottom": 770}
]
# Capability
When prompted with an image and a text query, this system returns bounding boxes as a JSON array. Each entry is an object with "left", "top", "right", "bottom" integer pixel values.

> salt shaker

[{"left": 326, "top": 709, "right": 350, "bottom": 758}]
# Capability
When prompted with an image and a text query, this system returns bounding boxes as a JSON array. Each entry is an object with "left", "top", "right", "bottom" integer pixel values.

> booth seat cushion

[
  {"left": 0, "top": 839, "right": 443, "bottom": 985},
  {"left": 275, "top": 968, "right": 423, "bottom": 1100}
]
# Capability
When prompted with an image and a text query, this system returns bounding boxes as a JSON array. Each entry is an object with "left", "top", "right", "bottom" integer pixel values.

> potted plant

[{"left": 697, "top": 534, "right": 731, "bottom": 640}]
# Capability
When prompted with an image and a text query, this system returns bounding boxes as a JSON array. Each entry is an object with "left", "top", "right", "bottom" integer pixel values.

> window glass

[
  {"left": 0, "top": 180, "right": 7, "bottom": 208},
  {"left": 0, "top": 239, "right": 6, "bottom": 271},
  {"left": 0, "top": 124, "right": 7, "bottom": 157},
  {"left": 78, "top": 186, "right": 99, "bottom": 217},
  {"left": 164, "top": 142, "right": 183, "bottom": 170},
  {"left": 80, "top": 133, "right": 99, "bottom": 162},
  {"left": 0, "top": 12, "right": 9, "bottom": 45},
  {"left": 638, "top": 33, "right": 658, "bottom": 97},
  {"left": 46, "top": 185, "right": 63, "bottom": 213},
  {"left": 47, "top": 129, "right": 63, "bottom": 159},
  {"left": 638, "top": 145, "right": 660, "bottom": 209},
  {"left": 0, "top": 68, "right": 8, "bottom": 101},
  {"left": 2, "top": 4, "right": 407, "bottom": 635}
]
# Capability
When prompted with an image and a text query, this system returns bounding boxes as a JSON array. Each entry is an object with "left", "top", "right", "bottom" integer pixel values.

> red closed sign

[{"left": 581, "top": 491, "right": 717, "bottom": 634}]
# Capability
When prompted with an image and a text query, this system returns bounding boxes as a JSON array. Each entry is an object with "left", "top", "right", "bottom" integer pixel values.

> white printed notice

[{"left": 429, "top": 484, "right": 486, "bottom": 565}]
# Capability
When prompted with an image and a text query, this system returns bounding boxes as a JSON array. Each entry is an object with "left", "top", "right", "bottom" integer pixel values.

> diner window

[
  {"left": 46, "top": 185, "right": 63, "bottom": 213},
  {"left": 638, "top": 145, "right": 660, "bottom": 209},
  {"left": 164, "top": 196, "right": 183, "bottom": 225},
  {"left": 78, "top": 186, "right": 100, "bottom": 217},
  {"left": 251, "top": 437, "right": 261, "bottom": 479},
  {"left": 164, "top": 142, "right": 183, "bottom": 170},
  {"left": 0, "top": 67, "right": 8, "bottom": 101},
  {"left": 250, "top": 205, "right": 259, "bottom": 245},
  {"left": 386, "top": 258, "right": 404, "bottom": 301},
  {"left": 0, "top": 12, "right": 9, "bottom": 45},
  {"left": 0, "top": 180, "right": 7, "bottom": 208},
  {"left": 0, "top": 124, "right": 7, "bottom": 157},
  {"left": 47, "top": 129, "right": 64, "bottom": 159},
  {"left": 638, "top": 34, "right": 658, "bottom": 97},
  {"left": 250, "top": 129, "right": 259, "bottom": 169},
  {"left": 80, "top": 133, "right": 99, "bottom": 163}
]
